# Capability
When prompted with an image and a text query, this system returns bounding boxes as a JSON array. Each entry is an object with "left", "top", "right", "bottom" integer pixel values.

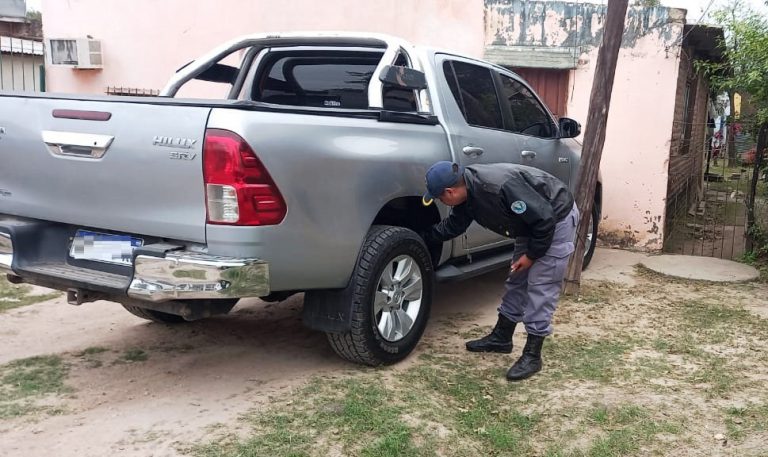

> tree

[
  {"left": 699, "top": 3, "right": 768, "bottom": 255},
  {"left": 26, "top": 10, "right": 41, "bottom": 22}
]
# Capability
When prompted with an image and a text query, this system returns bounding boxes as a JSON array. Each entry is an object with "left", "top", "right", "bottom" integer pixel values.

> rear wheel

[{"left": 324, "top": 226, "right": 433, "bottom": 366}]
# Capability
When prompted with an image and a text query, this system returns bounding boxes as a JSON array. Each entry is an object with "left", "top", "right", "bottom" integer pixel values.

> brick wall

[
  {"left": 690, "top": 74, "right": 709, "bottom": 185},
  {"left": 665, "top": 47, "right": 710, "bottom": 233},
  {"left": 668, "top": 51, "right": 690, "bottom": 175}
]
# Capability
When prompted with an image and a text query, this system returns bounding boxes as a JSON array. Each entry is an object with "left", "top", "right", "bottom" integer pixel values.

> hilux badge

[{"left": 153, "top": 136, "right": 197, "bottom": 149}]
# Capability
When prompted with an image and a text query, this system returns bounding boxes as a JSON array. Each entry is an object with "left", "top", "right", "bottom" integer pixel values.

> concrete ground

[
  {"left": 581, "top": 247, "right": 649, "bottom": 286},
  {"left": 584, "top": 247, "right": 759, "bottom": 283},
  {"left": 641, "top": 253, "right": 760, "bottom": 282}
]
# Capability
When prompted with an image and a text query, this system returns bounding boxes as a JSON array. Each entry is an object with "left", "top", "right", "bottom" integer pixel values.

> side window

[
  {"left": 442, "top": 60, "right": 503, "bottom": 130},
  {"left": 498, "top": 75, "right": 555, "bottom": 138}
]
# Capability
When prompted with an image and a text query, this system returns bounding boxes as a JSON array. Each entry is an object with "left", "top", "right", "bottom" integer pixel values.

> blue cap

[{"left": 423, "top": 161, "right": 463, "bottom": 206}]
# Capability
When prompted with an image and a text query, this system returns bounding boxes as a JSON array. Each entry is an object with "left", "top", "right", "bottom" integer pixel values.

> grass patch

[
  {"left": 2, "top": 355, "right": 68, "bottom": 397},
  {"left": 191, "top": 377, "right": 435, "bottom": 457},
  {"left": 192, "top": 353, "right": 687, "bottom": 457},
  {"left": 0, "top": 277, "right": 60, "bottom": 312},
  {"left": 76, "top": 346, "right": 110, "bottom": 369},
  {"left": 725, "top": 404, "right": 768, "bottom": 442},
  {"left": 688, "top": 356, "right": 738, "bottom": 397},
  {"left": 660, "top": 300, "right": 768, "bottom": 359},
  {"left": 0, "top": 355, "right": 70, "bottom": 418},
  {"left": 76, "top": 346, "right": 109, "bottom": 357},
  {"left": 704, "top": 167, "right": 752, "bottom": 190},
  {"left": 648, "top": 301, "right": 762, "bottom": 397},
  {"left": 118, "top": 348, "right": 148, "bottom": 363},
  {"left": 679, "top": 301, "right": 768, "bottom": 333},
  {"left": 567, "top": 281, "right": 628, "bottom": 306},
  {"left": 654, "top": 333, "right": 707, "bottom": 358},
  {"left": 628, "top": 356, "right": 675, "bottom": 385},
  {"left": 547, "top": 337, "right": 632, "bottom": 382},
  {"left": 559, "top": 404, "right": 682, "bottom": 456}
]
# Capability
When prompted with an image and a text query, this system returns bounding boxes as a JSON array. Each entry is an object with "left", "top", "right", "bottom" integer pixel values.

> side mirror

[
  {"left": 379, "top": 65, "right": 427, "bottom": 90},
  {"left": 559, "top": 117, "right": 581, "bottom": 138}
]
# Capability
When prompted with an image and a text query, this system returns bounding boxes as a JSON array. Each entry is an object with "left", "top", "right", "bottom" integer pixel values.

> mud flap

[{"left": 302, "top": 286, "right": 355, "bottom": 333}]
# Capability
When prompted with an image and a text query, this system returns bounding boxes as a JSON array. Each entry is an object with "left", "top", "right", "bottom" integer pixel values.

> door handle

[
  {"left": 42, "top": 130, "right": 115, "bottom": 159},
  {"left": 462, "top": 146, "right": 484, "bottom": 157},
  {"left": 521, "top": 150, "right": 537, "bottom": 159}
]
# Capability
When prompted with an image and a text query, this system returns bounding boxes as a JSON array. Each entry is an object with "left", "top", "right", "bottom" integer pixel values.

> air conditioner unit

[{"left": 45, "top": 38, "right": 103, "bottom": 69}]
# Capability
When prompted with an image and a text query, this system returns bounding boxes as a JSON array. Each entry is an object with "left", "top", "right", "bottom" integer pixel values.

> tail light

[{"left": 203, "top": 129, "right": 286, "bottom": 226}]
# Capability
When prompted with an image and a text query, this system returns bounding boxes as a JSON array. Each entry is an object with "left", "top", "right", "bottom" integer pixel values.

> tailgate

[{"left": 0, "top": 96, "right": 211, "bottom": 243}]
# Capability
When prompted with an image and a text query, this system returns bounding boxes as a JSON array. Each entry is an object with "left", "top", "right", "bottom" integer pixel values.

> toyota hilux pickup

[{"left": 0, "top": 32, "right": 600, "bottom": 366}]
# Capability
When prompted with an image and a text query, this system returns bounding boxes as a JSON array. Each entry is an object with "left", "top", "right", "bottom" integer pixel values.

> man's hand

[{"left": 510, "top": 254, "right": 533, "bottom": 273}]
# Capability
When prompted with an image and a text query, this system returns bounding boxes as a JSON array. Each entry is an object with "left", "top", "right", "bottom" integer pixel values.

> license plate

[{"left": 69, "top": 230, "right": 143, "bottom": 266}]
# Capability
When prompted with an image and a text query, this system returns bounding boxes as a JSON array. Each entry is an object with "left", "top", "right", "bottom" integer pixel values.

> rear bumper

[
  {"left": 0, "top": 220, "right": 270, "bottom": 302},
  {"left": 128, "top": 251, "right": 270, "bottom": 302}
]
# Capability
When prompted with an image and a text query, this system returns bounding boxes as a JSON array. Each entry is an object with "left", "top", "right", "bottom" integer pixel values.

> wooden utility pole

[{"left": 564, "top": 0, "right": 629, "bottom": 295}]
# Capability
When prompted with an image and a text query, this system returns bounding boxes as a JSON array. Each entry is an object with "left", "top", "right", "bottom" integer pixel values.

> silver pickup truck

[{"left": 0, "top": 33, "right": 600, "bottom": 366}]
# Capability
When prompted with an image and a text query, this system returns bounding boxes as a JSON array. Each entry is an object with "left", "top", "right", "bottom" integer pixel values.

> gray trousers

[{"left": 499, "top": 204, "right": 579, "bottom": 336}]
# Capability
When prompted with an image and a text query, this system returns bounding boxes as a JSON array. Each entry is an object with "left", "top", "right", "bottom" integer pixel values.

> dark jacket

[{"left": 426, "top": 164, "right": 574, "bottom": 259}]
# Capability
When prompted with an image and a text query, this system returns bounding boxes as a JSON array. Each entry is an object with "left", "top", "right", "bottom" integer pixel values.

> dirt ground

[
  {"left": 1, "top": 249, "right": 767, "bottom": 456},
  {"left": 0, "top": 260, "right": 507, "bottom": 457}
]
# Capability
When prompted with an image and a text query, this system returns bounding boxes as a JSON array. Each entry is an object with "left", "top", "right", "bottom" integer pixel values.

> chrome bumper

[
  {"left": 0, "top": 228, "right": 269, "bottom": 302},
  {"left": 0, "top": 231, "right": 12, "bottom": 273},
  {"left": 127, "top": 251, "right": 270, "bottom": 302}
]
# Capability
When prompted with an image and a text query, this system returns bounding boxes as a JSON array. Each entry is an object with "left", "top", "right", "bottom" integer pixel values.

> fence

[
  {"left": 0, "top": 36, "right": 44, "bottom": 92},
  {"left": 664, "top": 122, "right": 766, "bottom": 260}
]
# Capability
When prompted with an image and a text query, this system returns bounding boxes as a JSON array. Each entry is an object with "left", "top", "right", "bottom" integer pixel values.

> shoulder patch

[{"left": 511, "top": 200, "right": 527, "bottom": 214}]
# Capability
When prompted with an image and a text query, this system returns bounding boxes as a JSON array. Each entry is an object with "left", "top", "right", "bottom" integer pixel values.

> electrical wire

[{"left": 679, "top": 0, "right": 718, "bottom": 44}]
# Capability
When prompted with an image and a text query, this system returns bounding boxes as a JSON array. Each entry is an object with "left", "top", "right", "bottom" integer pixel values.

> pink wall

[
  {"left": 41, "top": 0, "right": 485, "bottom": 94},
  {"left": 566, "top": 33, "right": 683, "bottom": 250},
  {"left": 41, "top": 0, "right": 686, "bottom": 251}
]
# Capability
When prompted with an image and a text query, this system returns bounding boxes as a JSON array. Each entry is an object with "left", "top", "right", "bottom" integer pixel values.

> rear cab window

[{"left": 250, "top": 50, "right": 417, "bottom": 111}]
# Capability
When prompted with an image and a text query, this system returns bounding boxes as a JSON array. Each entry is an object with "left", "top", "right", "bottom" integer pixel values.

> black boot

[
  {"left": 466, "top": 314, "right": 516, "bottom": 353},
  {"left": 506, "top": 334, "right": 545, "bottom": 381}
]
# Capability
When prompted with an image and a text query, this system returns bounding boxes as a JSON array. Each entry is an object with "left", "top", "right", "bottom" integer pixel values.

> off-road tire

[{"left": 326, "top": 225, "right": 433, "bottom": 366}]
